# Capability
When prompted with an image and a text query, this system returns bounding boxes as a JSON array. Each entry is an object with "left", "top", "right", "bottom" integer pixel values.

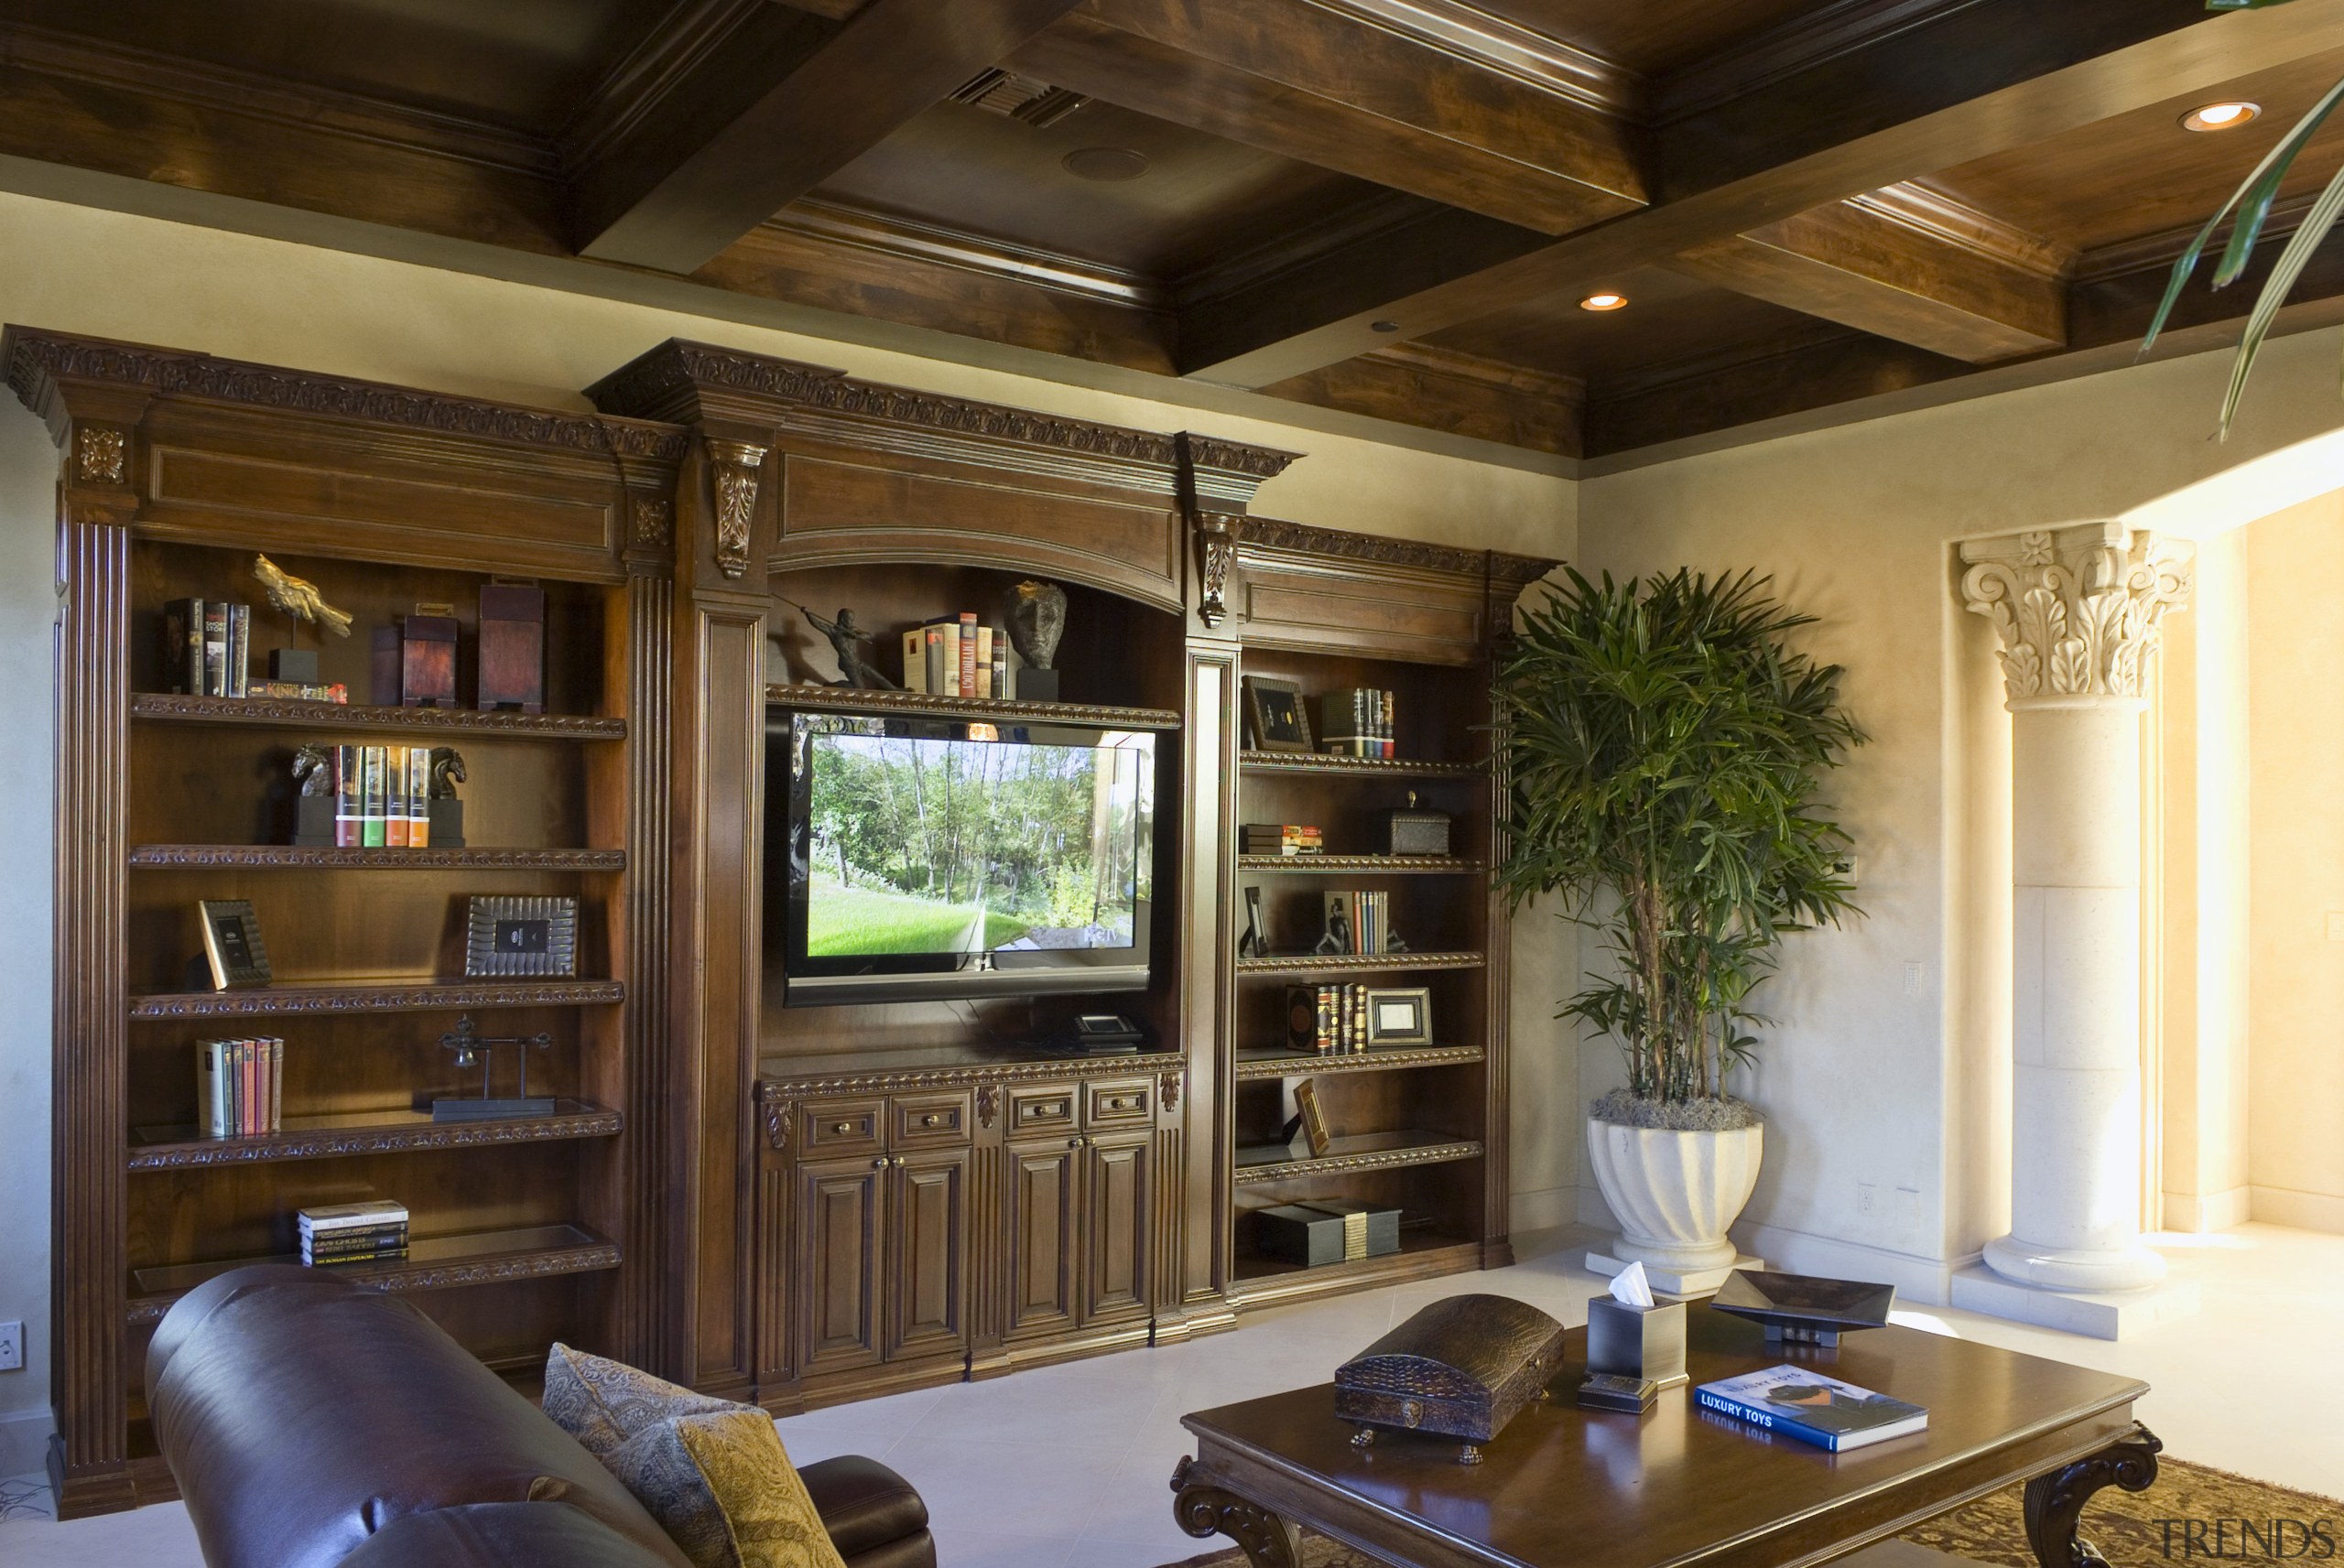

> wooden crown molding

[
  {"left": 1238, "top": 514, "right": 1556, "bottom": 584},
  {"left": 557, "top": 0, "right": 771, "bottom": 177},
  {"left": 3, "top": 329, "right": 689, "bottom": 462},
  {"left": 1368, "top": 341, "right": 1584, "bottom": 406},
  {"left": 767, "top": 200, "right": 1168, "bottom": 311},
  {"left": 1304, "top": 0, "right": 1643, "bottom": 120},
  {"left": 1655, "top": 0, "right": 1987, "bottom": 124},
  {"left": 1854, "top": 182, "right": 2077, "bottom": 281},
  {"left": 591, "top": 339, "right": 1298, "bottom": 487}
]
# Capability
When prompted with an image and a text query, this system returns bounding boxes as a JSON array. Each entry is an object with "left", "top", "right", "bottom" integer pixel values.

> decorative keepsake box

[
  {"left": 1333, "top": 1293, "right": 1567, "bottom": 1463},
  {"left": 1373, "top": 791, "right": 1452, "bottom": 857}
]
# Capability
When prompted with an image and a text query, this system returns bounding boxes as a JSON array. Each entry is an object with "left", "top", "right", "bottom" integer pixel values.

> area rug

[{"left": 1156, "top": 1459, "right": 2340, "bottom": 1568}]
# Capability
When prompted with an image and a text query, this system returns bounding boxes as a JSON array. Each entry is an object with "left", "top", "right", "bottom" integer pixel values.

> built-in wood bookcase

[
  {"left": 9, "top": 329, "right": 685, "bottom": 1515},
  {"left": 1221, "top": 522, "right": 1554, "bottom": 1309}
]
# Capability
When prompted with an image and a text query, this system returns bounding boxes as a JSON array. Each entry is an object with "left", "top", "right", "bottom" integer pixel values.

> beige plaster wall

[
  {"left": 0, "top": 190, "right": 1577, "bottom": 1464},
  {"left": 2244, "top": 493, "right": 2344, "bottom": 1235},
  {"left": 1576, "top": 320, "right": 2344, "bottom": 1298}
]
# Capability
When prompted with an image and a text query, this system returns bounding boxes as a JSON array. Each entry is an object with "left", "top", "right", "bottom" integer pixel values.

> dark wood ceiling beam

[
  {"left": 1177, "top": 0, "right": 2344, "bottom": 387},
  {"left": 1006, "top": 0, "right": 1646, "bottom": 236},
  {"left": 570, "top": 0, "right": 1087, "bottom": 274},
  {"left": 1258, "top": 341, "right": 1583, "bottom": 458},
  {"left": 1666, "top": 184, "right": 2072, "bottom": 363}
]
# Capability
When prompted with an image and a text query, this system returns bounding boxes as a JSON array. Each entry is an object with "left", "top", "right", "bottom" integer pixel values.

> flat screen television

[{"left": 772, "top": 712, "right": 1157, "bottom": 1005}]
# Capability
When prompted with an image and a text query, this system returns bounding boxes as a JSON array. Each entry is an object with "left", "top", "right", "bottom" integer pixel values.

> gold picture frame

[
  {"left": 198, "top": 899, "right": 272, "bottom": 990},
  {"left": 1243, "top": 676, "right": 1314, "bottom": 752},
  {"left": 1363, "top": 986, "right": 1433, "bottom": 1047},
  {"left": 1292, "top": 1078, "right": 1333, "bottom": 1158}
]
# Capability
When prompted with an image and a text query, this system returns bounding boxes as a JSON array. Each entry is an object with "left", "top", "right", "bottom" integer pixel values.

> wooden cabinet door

[
  {"left": 885, "top": 1148, "right": 969, "bottom": 1361},
  {"left": 796, "top": 1155, "right": 886, "bottom": 1376},
  {"left": 1083, "top": 1130, "right": 1152, "bottom": 1325},
  {"left": 1004, "top": 1139, "right": 1080, "bottom": 1337}
]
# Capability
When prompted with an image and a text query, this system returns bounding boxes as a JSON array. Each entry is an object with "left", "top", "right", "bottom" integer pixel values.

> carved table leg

[
  {"left": 1171, "top": 1456, "right": 1304, "bottom": 1568},
  {"left": 2023, "top": 1425, "right": 2163, "bottom": 1568}
]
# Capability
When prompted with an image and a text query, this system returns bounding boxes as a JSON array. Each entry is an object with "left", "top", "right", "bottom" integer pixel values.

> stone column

[{"left": 1959, "top": 523, "right": 2191, "bottom": 1294}]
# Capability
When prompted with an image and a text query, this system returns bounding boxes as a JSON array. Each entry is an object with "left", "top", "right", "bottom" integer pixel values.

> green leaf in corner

[{"left": 2216, "top": 156, "right": 2344, "bottom": 437}]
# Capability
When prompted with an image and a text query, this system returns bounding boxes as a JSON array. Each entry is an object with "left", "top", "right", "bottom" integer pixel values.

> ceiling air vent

[{"left": 950, "top": 69, "right": 1089, "bottom": 129}]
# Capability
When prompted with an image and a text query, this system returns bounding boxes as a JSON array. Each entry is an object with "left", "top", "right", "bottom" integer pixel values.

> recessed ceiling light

[
  {"left": 1370, "top": 320, "right": 1400, "bottom": 333},
  {"left": 1579, "top": 291, "right": 1629, "bottom": 312},
  {"left": 1061, "top": 146, "right": 1149, "bottom": 181},
  {"left": 2181, "top": 101, "right": 2260, "bottom": 132}
]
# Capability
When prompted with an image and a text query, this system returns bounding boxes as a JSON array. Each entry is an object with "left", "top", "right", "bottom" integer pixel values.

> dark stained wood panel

[
  {"left": 812, "top": 99, "right": 1400, "bottom": 281},
  {"left": 1471, "top": 0, "right": 1822, "bottom": 77},
  {"left": 1927, "top": 46, "right": 2344, "bottom": 253},
  {"left": 1426, "top": 266, "right": 1817, "bottom": 383},
  {"left": 2, "top": 0, "right": 666, "bottom": 135}
]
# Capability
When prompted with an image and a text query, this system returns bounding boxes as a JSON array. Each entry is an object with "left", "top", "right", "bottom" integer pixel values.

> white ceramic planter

[{"left": 1584, "top": 1117, "right": 1763, "bottom": 1275}]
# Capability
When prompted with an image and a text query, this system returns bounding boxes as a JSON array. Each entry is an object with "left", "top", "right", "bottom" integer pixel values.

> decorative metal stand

[
  {"left": 430, "top": 1014, "right": 556, "bottom": 1121},
  {"left": 2022, "top": 1424, "right": 2163, "bottom": 1568},
  {"left": 1170, "top": 1457, "right": 1302, "bottom": 1568}
]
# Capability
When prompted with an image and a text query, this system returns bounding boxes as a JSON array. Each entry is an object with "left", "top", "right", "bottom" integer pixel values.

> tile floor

[{"left": 1, "top": 1221, "right": 2337, "bottom": 1568}]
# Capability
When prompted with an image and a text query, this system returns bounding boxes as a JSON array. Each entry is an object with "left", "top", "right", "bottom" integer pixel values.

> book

[
  {"left": 385, "top": 744, "right": 409, "bottom": 848},
  {"left": 959, "top": 611, "right": 978, "bottom": 697},
  {"left": 201, "top": 602, "right": 230, "bottom": 697},
  {"left": 198, "top": 1041, "right": 223, "bottom": 1139},
  {"left": 901, "top": 626, "right": 927, "bottom": 693},
  {"left": 227, "top": 602, "right": 251, "bottom": 697},
  {"left": 334, "top": 744, "right": 360, "bottom": 848},
  {"left": 163, "top": 598, "right": 204, "bottom": 695},
  {"left": 406, "top": 745, "right": 430, "bottom": 848},
  {"left": 1694, "top": 1365, "right": 1928, "bottom": 1452},
  {"left": 267, "top": 1036, "right": 283, "bottom": 1133},
  {"left": 924, "top": 622, "right": 949, "bottom": 696},
  {"left": 362, "top": 746, "right": 386, "bottom": 848},
  {"left": 974, "top": 624, "right": 993, "bottom": 697},
  {"left": 245, "top": 680, "right": 349, "bottom": 703},
  {"left": 300, "top": 1199, "right": 408, "bottom": 1233}
]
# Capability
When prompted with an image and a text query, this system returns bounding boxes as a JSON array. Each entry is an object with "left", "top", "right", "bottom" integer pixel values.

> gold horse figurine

[{"left": 253, "top": 554, "right": 353, "bottom": 637}]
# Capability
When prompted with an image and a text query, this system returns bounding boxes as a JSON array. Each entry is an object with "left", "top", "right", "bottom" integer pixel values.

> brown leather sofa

[{"left": 147, "top": 1266, "right": 935, "bottom": 1568}]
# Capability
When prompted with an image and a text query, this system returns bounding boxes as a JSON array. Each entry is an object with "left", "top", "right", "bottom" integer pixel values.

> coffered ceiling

[{"left": 5, "top": 0, "right": 2344, "bottom": 466}]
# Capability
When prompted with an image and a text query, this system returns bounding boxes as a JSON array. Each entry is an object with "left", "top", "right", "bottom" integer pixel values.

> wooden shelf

[
  {"left": 1234, "top": 951, "right": 1484, "bottom": 979},
  {"left": 129, "top": 979, "right": 624, "bottom": 1019},
  {"left": 125, "top": 1223, "right": 619, "bottom": 1325},
  {"left": 131, "top": 693, "right": 626, "bottom": 741},
  {"left": 1235, "top": 854, "right": 1481, "bottom": 874},
  {"left": 769, "top": 683, "right": 1181, "bottom": 731},
  {"left": 127, "top": 1101, "right": 621, "bottom": 1170},
  {"left": 1232, "top": 1130, "right": 1483, "bottom": 1185},
  {"left": 1232, "top": 1044, "right": 1487, "bottom": 1080},
  {"left": 1239, "top": 752, "right": 1484, "bottom": 779},
  {"left": 128, "top": 846, "right": 625, "bottom": 871},
  {"left": 1232, "top": 1226, "right": 1481, "bottom": 1290}
]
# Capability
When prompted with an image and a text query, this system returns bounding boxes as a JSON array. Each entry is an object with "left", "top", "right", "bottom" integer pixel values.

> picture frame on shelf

[
  {"left": 1289, "top": 1078, "right": 1332, "bottom": 1158},
  {"left": 463, "top": 895, "right": 580, "bottom": 979},
  {"left": 1363, "top": 986, "right": 1432, "bottom": 1046},
  {"left": 1243, "top": 676, "right": 1313, "bottom": 752},
  {"left": 197, "top": 899, "right": 273, "bottom": 990}
]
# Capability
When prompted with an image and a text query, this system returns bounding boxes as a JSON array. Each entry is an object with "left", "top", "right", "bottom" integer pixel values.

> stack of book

[
  {"left": 164, "top": 598, "right": 252, "bottom": 698},
  {"left": 197, "top": 1037, "right": 285, "bottom": 1138},
  {"left": 1319, "top": 687, "right": 1396, "bottom": 759},
  {"left": 900, "top": 613, "right": 1008, "bottom": 697},
  {"left": 1288, "top": 983, "right": 1369, "bottom": 1053},
  {"left": 1242, "top": 823, "right": 1323, "bottom": 857},
  {"left": 1323, "top": 890, "right": 1393, "bottom": 955},
  {"left": 331, "top": 745, "right": 434, "bottom": 848},
  {"left": 299, "top": 1200, "right": 409, "bottom": 1267}
]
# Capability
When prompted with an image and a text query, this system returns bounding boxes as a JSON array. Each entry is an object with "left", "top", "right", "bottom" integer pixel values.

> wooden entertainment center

[{"left": 9, "top": 326, "right": 1556, "bottom": 1516}]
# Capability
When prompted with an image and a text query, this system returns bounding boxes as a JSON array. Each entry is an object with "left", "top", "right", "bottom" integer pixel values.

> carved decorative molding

[
  {"left": 770, "top": 683, "right": 1182, "bottom": 730},
  {"left": 1234, "top": 854, "right": 1483, "bottom": 873},
  {"left": 1959, "top": 524, "right": 2192, "bottom": 707},
  {"left": 704, "top": 438, "right": 767, "bottom": 579},
  {"left": 1238, "top": 750, "right": 1486, "bottom": 779},
  {"left": 1159, "top": 1073, "right": 1182, "bottom": 1114},
  {"left": 127, "top": 1107, "right": 621, "bottom": 1170},
  {"left": 1234, "top": 1138, "right": 1482, "bottom": 1184},
  {"left": 4, "top": 330, "right": 689, "bottom": 461},
  {"left": 1233, "top": 950, "right": 1485, "bottom": 976},
  {"left": 1193, "top": 513, "right": 1239, "bottom": 628},
  {"left": 129, "top": 692, "right": 627, "bottom": 740},
  {"left": 1170, "top": 1457, "right": 1303, "bottom": 1568},
  {"left": 760, "top": 1088, "right": 791, "bottom": 1153},
  {"left": 74, "top": 425, "right": 126, "bottom": 484},
  {"left": 1239, "top": 515, "right": 1492, "bottom": 579},
  {"left": 125, "top": 1237, "right": 622, "bottom": 1325},
  {"left": 758, "top": 1052, "right": 1184, "bottom": 1102},
  {"left": 975, "top": 1086, "right": 1000, "bottom": 1129},
  {"left": 126, "top": 845, "right": 625, "bottom": 871},
  {"left": 2022, "top": 1425, "right": 2162, "bottom": 1568},
  {"left": 1233, "top": 1044, "right": 1487, "bottom": 1080},
  {"left": 129, "top": 979, "right": 625, "bottom": 1019},
  {"left": 632, "top": 495, "right": 673, "bottom": 547}
]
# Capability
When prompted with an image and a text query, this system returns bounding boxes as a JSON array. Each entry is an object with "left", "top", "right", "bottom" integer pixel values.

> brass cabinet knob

[
  {"left": 1068, "top": 1136, "right": 1083, "bottom": 1149},
  {"left": 872, "top": 1157, "right": 886, "bottom": 1169},
  {"left": 834, "top": 1122, "right": 853, "bottom": 1134},
  {"left": 890, "top": 1155, "right": 906, "bottom": 1168},
  {"left": 923, "top": 1113, "right": 943, "bottom": 1127}
]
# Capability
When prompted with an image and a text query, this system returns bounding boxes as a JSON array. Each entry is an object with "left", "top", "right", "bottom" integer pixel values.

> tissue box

[
  {"left": 1586, "top": 1296, "right": 1688, "bottom": 1391},
  {"left": 1334, "top": 1293, "right": 1567, "bottom": 1451}
]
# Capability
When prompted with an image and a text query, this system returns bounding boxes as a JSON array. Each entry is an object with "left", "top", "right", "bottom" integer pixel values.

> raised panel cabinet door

[
  {"left": 886, "top": 1148, "right": 970, "bottom": 1361},
  {"left": 797, "top": 1155, "right": 886, "bottom": 1376},
  {"left": 1083, "top": 1130, "right": 1151, "bottom": 1325},
  {"left": 1004, "top": 1140, "right": 1080, "bottom": 1337}
]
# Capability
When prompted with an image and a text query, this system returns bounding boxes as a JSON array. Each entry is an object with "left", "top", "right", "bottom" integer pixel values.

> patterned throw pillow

[
  {"left": 602, "top": 1409, "right": 849, "bottom": 1568},
  {"left": 543, "top": 1344, "right": 847, "bottom": 1568}
]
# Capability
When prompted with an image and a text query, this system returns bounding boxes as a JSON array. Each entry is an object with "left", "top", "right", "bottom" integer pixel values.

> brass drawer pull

[
  {"left": 922, "top": 1113, "right": 944, "bottom": 1127},
  {"left": 1109, "top": 1096, "right": 1138, "bottom": 1110},
  {"left": 872, "top": 1157, "right": 886, "bottom": 1170},
  {"left": 1068, "top": 1136, "right": 1083, "bottom": 1149},
  {"left": 834, "top": 1122, "right": 854, "bottom": 1134}
]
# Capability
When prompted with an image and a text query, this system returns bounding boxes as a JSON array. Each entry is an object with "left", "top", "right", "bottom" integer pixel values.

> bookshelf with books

[
  {"left": 14, "top": 330, "right": 683, "bottom": 1516},
  {"left": 1221, "top": 520, "right": 1556, "bottom": 1308}
]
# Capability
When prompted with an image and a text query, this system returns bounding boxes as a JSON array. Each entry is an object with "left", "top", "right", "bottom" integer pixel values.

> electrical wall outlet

[
  {"left": 1857, "top": 1180, "right": 1877, "bottom": 1217},
  {"left": 0, "top": 1319, "right": 22, "bottom": 1372}
]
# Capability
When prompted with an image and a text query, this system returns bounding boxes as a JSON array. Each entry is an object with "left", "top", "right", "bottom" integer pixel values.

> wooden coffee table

[{"left": 1170, "top": 1301, "right": 2158, "bottom": 1568}]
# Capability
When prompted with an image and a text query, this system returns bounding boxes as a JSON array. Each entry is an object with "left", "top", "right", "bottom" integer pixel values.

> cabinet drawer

[
  {"left": 800, "top": 1098, "right": 884, "bottom": 1157},
  {"left": 892, "top": 1090, "right": 973, "bottom": 1149},
  {"left": 1086, "top": 1078, "right": 1154, "bottom": 1126},
  {"left": 1009, "top": 1085, "right": 1080, "bottom": 1134}
]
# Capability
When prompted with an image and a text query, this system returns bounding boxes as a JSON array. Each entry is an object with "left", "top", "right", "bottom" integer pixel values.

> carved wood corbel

[
  {"left": 1193, "top": 512, "right": 1241, "bottom": 628},
  {"left": 2022, "top": 1424, "right": 2162, "bottom": 1568},
  {"left": 1170, "top": 1457, "right": 1301, "bottom": 1568},
  {"left": 760, "top": 1089, "right": 791, "bottom": 1153},
  {"left": 704, "top": 438, "right": 768, "bottom": 579}
]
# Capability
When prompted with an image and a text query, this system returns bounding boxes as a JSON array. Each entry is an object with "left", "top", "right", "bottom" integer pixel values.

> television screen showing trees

[{"left": 804, "top": 731, "right": 1152, "bottom": 957}]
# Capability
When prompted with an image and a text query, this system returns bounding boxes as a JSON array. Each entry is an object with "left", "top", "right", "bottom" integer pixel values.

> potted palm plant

[{"left": 1497, "top": 568, "right": 1863, "bottom": 1286}]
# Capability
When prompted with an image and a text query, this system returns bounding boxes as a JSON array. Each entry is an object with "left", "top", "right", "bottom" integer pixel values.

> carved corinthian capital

[
  {"left": 1959, "top": 523, "right": 2191, "bottom": 708},
  {"left": 704, "top": 438, "right": 768, "bottom": 580}
]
